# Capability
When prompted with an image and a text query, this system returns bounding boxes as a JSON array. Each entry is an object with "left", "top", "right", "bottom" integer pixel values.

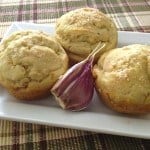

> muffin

[
  {"left": 0, "top": 30, "right": 68, "bottom": 100},
  {"left": 55, "top": 7, "right": 118, "bottom": 63},
  {"left": 93, "top": 44, "right": 150, "bottom": 114}
]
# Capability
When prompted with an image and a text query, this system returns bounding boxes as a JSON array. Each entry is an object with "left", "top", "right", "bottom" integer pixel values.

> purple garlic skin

[
  {"left": 51, "top": 57, "right": 94, "bottom": 111},
  {"left": 51, "top": 43, "right": 105, "bottom": 111}
]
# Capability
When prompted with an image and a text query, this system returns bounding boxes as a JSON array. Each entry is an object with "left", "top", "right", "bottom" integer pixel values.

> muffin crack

[
  {"left": 0, "top": 30, "right": 68, "bottom": 100},
  {"left": 56, "top": 7, "right": 117, "bottom": 62}
]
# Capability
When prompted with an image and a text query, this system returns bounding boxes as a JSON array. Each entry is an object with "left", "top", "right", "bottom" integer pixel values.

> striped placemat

[
  {"left": 0, "top": 120, "right": 149, "bottom": 150},
  {"left": 0, "top": 0, "right": 150, "bottom": 39},
  {"left": 0, "top": 0, "right": 150, "bottom": 149}
]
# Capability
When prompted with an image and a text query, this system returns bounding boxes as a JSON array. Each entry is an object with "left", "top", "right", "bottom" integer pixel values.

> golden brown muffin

[
  {"left": 55, "top": 7, "right": 118, "bottom": 63},
  {"left": 0, "top": 30, "right": 68, "bottom": 100},
  {"left": 93, "top": 44, "right": 150, "bottom": 114}
]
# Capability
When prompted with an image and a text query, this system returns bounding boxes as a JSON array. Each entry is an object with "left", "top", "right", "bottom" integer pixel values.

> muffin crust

[
  {"left": 93, "top": 44, "right": 150, "bottom": 114},
  {"left": 56, "top": 7, "right": 118, "bottom": 63},
  {"left": 0, "top": 30, "right": 68, "bottom": 100}
]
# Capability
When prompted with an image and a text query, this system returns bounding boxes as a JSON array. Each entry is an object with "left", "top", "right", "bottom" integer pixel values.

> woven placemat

[
  {"left": 0, "top": 120, "right": 150, "bottom": 150},
  {"left": 0, "top": 0, "right": 150, "bottom": 149},
  {"left": 0, "top": 0, "right": 150, "bottom": 38}
]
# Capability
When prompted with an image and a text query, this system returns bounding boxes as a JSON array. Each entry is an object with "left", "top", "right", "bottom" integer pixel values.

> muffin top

[
  {"left": 93, "top": 44, "right": 150, "bottom": 105},
  {"left": 56, "top": 7, "right": 118, "bottom": 62},
  {"left": 0, "top": 30, "right": 68, "bottom": 90}
]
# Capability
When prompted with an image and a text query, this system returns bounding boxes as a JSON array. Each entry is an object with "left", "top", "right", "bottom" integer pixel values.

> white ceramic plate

[{"left": 0, "top": 22, "right": 150, "bottom": 139}]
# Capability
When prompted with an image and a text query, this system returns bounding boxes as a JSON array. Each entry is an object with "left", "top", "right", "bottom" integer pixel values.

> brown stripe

[
  {"left": 84, "top": 134, "right": 97, "bottom": 149},
  {"left": 17, "top": 0, "right": 23, "bottom": 21},
  {"left": 12, "top": 122, "right": 20, "bottom": 150},
  {"left": 142, "top": 139, "right": 150, "bottom": 150},
  {"left": 98, "top": 134, "right": 108, "bottom": 150},
  {"left": 39, "top": 125, "right": 47, "bottom": 150},
  {"left": 33, "top": 0, "right": 37, "bottom": 22},
  {"left": 120, "top": 26, "right": 150, "bottom": 32}
]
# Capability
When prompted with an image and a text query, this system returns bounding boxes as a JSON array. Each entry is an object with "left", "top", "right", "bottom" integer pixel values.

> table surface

[{"left": 0, "top": 0, "right": 150, "bottom": 149}]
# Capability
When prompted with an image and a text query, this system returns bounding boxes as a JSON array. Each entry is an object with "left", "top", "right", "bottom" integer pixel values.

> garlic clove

[
  {"left": 51, "top": 58, "right": 94, "bottom": 111},
  {"left": 51, "top": 43, "right": 105, "bottom": 111}
]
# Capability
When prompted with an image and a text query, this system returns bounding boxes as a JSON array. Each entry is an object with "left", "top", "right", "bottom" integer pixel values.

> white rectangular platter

[{"left": 0, "top": 22, "right": 150, "bottom": 139}]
